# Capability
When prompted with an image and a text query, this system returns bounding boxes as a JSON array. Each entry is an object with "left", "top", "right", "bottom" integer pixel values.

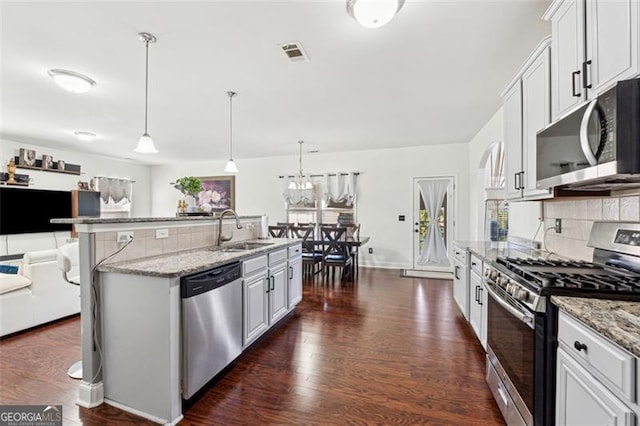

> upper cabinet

[
  {"left": 544, "top": 0, "right": 639, "bottom": 121},
  {"left": 502, "top": 37, "right": 553, "bottom": 201}
]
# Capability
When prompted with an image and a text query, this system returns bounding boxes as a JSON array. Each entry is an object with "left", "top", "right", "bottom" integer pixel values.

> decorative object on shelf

[
  {"left": 224, "top": 91, "right": 239, "bottom": 173},
  {"left": 42, "top": 154, "right": 54, "bottom": 169},
  {"left": 13, "top": 155, "right": 81, "bottom": 175},
  {"left": 195, "top": 176, "right": 235, "bottom": 213},
  {"left": 7, "top": 158, "right": 16, "bottom": 184},
  {"left": 134, "top": 32, "right": 159, "bottom": 154},
  {"left": 171, "top": 176, "right": 203, "bottom": 214},
  {"left": 77, "top": 181, "right": 89, "bottom": 191},
  {"left": 346, "top": 0, "right": 405, "bottom": 28},
  {"left": 57, "top": 160, "right": 65, "bottom": 171},
  {"left": 177, "top": 199, "right": 187, "bottom": 214},
  {"left": 47, "top": 69, "right": 96, "bottom": 93},
  {"left": 19, "top": 148, "right": 36, "bottom": 167},
  {"left": 89, "top": 178, "right": 95, "bottom": 191}
]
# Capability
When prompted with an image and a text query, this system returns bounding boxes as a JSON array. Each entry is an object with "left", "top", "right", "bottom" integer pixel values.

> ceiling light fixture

[
  {"left": 288, "top": 140, "right": 313, "bottom": 190},
  {"left": 74, "top": 131, "right": 96, "bottom": 142},
  {"left": 47, "top": 69, "right": 96, "bottom": 93},
  {"left": 224, "top": 91, "right": 239, "bottom": 173},
  {"left": 346, "top": 0, "right": 405, "bottom": 28},
  {"left": 134, "top": 32, "right": 159, "bottom": 154}
]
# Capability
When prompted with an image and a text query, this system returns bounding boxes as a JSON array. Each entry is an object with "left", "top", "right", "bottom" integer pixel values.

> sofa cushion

[
  {"left": 0, "top": 265, "right": 19, "bottom": 274},
  {"left": 0, "top": 273, "right": 31, "bottom": 294}
]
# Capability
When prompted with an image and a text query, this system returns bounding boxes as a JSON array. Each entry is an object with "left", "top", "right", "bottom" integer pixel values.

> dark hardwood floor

[{"left": 0, "top": 267, "right": 504, "bottom": 425}]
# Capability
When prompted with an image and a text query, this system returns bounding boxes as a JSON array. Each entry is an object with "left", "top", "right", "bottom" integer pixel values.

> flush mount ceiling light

[
  {"left": 346, "top": 0, "right": 405, "bottom": 28},
  {"left": 288, "top": 140, "right": 313, "bottom": 190},
  {"left": 224, "top": 91, "right": 239, "bottom": 173},
  {"left": 134, "top": 32, "right": 159, "bottom": 154},
  {"left": 74, "top": 131, "right": 96, "bottom": 142},
  {"left": 47, "top": 69, "right": 96, "bottom": 93}
]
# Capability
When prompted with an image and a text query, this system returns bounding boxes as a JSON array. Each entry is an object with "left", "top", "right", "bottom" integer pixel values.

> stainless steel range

[{"left": 484, "top": 221, "right": 640, "bottom": 426}]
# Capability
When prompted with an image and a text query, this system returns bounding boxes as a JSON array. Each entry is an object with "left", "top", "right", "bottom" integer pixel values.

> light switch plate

[{"left": 155, "top": 229, "right": 169, "bottom": 239}]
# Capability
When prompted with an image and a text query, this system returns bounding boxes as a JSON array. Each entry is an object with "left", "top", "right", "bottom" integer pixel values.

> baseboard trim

[
  {"left": 77, "top": 381, "right": 104, "bottom": 408},
  {"left": 400, "top": 270, "right": 453, "bottom": 280}
]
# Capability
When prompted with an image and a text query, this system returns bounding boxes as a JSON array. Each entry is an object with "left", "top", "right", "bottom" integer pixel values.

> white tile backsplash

[
  {"left": 603, "top": 198, "right": 620, "bottom": 220},
  {"left": 586, "top": 199, "right": 603, "bottom": 221},
  {"left": 619, "top": 196, "right": 640, "bottom": 221}
]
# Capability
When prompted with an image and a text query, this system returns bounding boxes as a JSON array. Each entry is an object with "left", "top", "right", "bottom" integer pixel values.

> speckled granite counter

[
  {"left": 552, "top": 296, "right": 640, "bottom": 358},
  {"left": 98, "top": 238, "right": 299, "bottom": 278},
  {"left": 453, "top": 240, "right": 560, "bottom": 264},
  {"left": 51, "top": 215, "right": 262, "bottom": 224}
]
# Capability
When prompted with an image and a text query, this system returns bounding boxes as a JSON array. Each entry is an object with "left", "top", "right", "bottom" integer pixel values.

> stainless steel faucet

[{"left": 217, "top": 209, "right": 243, "bottom": 246}]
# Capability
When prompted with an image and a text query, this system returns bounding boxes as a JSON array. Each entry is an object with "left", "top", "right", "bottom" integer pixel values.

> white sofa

[{"left": 0, "top": 248, "right": 80, "bottom": 337}]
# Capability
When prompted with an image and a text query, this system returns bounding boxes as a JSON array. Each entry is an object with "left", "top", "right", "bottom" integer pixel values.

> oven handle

[{"left": 485, "top": 283, "right": 534, "bottom": 329}]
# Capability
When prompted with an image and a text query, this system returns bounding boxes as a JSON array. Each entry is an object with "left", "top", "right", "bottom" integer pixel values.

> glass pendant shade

[
  {"left": 346, "top": 0, "right": 405, "bottom": 28},
  {"left": 224, "top": 159, "right": 239, "bottom": 173},
  {"left": 134, "top": 133, "right": 159, "bottom": 154}
]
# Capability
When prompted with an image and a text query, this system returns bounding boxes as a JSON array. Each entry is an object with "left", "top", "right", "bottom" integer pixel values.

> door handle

[
  {"left": 582, "top": 60, "right": 592, "bottom": 89},
  {"left": 572, "top": 70, "right": 581, "bottom": 97},
  {"left": 514, "top": 172, "right": 519, "bottom": 191},
  {"left": 519, "top": 171, "right": 525, "bottom": 190},
  {"left": 579, "top": 99, "right": 600, "bottom": 166}
]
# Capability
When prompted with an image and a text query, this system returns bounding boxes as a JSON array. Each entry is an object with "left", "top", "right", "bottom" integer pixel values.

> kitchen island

[{"left": 51, "top": 216, "right": 303, "bottom": 425}]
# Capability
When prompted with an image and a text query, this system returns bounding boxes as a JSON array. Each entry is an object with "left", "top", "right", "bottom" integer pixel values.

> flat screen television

[{"left": 0, "top": 187, "right": 73, "bottom": 235}]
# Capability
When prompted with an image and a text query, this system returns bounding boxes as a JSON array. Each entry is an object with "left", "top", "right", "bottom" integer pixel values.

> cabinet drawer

[
  {"left": 470, "top": 254, "right": 483, "bottom": 276},
  {"left": 453, "top": 246, "right": 468, "bottom": 265},
  {"left": 288, "top": 244, "right": 302, "bottom": 259},
  {"left": 243, "top": 255, "right": 267, "bottom": 277},
  {"left": 558, "top": 312, "right": 636, "bottom": 401},
  {"left": 268, "top": 248, "right": 288, "bottom": 266}
]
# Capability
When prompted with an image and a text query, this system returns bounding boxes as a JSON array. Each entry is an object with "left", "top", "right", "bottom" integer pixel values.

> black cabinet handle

[
  {"left": 582, "top": 60, "right": 592, "bottom": 89},
  {"left": 574, "top": 341, "right": 588, "bottom": 352},
  {"left": 265, "top": 277, "right": 270, "bottom": 293},
  {"left": 454, "top": 265, "right": 459, "bottom": 280},
  {"left": 572, "top": 70, "right": 581, "bottom": 97},
  {"left": 475, "top": 285, "right": 480, "bottom": 303},
  {"left": 289, "top": 266, "right": 293, "bottom": 279},
  {"left": 270, "top": 275, "right": 275, "bottom": 291},
  {"left": 414, "top": 229, "right": 419, "bottom": 233},
  {"left": 478, "top": 288, "right": 483, "bottom": 306}
]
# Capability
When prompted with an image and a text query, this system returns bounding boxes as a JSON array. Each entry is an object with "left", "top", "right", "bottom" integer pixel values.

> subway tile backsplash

[{"left": 543, "top": 194, "right": 640, "bottom": 261}]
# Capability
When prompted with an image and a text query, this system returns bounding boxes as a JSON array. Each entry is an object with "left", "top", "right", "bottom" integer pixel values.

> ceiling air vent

[{"left": 280, "top": 42, "right": 309, "bottom": 62}]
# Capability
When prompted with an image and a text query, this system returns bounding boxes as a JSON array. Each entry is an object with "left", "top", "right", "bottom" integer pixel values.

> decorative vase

[{"left": 185, "top": 194, "right": 196, "bottom": 213}]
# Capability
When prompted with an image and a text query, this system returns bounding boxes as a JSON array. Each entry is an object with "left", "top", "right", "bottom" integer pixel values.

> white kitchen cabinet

[
  {"left": 268, "top": 260, "right": 288, "bottom": 325},
  {"left": 243, "top": 255, "right": 269, "bottom": 347},
  {"left": 556, "top": 348, "right": 635, "bottom": 426},
  {"left": 502, "top": 37, "right": 553, "bottom": 201},
  {"left": 468, "top": 255, "right": 487, "bottom": 350},
  {"left": 287, "top": 244, "right": 303, "bottom": 309},
  {"left": 555, "top": 311, "right": 638, "bottom": 425},
  {"left": 545, "top": 0, "right": 639, "bottom": 120},
  {"left": 452, "top": 245, "right": 469, "bottom": 320}
]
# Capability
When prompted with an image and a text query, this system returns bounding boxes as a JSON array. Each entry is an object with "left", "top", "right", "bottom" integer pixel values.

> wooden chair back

[
  {"left": 320, "top": 227, "right": 349, "bottom": 258},
  {"left": 289, "top": 226, "right": 315, "bottom": 253},
  {"left": 268, "top": 225, "right": 288, "bottom": 238}
]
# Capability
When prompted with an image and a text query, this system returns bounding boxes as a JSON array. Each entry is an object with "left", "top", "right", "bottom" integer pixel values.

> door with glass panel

[{"left": 413, "top": 177, "right": 454, "bottom": 272}]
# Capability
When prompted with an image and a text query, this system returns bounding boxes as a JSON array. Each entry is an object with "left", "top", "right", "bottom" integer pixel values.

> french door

[{"left": 412, "top": 177, "right": 454, "bottom": 272}]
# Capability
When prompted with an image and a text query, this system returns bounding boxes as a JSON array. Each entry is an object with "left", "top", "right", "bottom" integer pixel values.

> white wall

[
  {"left": 151, "top": 143, "right": 470, "bottom": 269},
  {"left": 1, "top": 139, "right": 152, "bottom": 255}
]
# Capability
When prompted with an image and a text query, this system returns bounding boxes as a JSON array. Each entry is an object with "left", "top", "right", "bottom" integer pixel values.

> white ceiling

[{"left": 1, "top": 0, "right": 551, "bottom": 165}]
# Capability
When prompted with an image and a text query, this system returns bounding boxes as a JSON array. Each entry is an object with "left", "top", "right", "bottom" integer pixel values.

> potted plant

[{"left": 171, "top": 177, "right": 203, "bottom": 213}]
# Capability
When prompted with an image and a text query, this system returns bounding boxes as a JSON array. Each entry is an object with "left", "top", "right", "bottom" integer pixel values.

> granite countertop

[
  {"left": 98, "top": 238, "right": 300, "bottom": 278},
  {"left": 453, "top": 240, "right": 560, "bottom": 264},
  {"left": 51, "top": 215, "right": 262, "bottom": 224},
  {"left": 552, "top": 296, "right": 640, "bottom": 358}
]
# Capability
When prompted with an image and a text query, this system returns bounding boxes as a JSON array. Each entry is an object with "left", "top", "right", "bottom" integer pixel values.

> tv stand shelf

[{"left": 14, "top": 157, "right": 81, "bottom": 175}]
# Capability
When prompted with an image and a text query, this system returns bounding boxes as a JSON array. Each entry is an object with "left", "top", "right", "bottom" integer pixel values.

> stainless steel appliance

[
  {"left": 484, "top": 222, "right": 640, "bottom": 425},
  {"left": 536, "top": 78, "right": 640, "bottom": 191},
  {"left": 181, "top": 262, "right": 242, "bottom": 399}
]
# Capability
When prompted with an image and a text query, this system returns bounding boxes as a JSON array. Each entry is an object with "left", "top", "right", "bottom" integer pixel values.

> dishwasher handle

[{"left": 181, "top": 262, "right": 241, "bottom": 298}]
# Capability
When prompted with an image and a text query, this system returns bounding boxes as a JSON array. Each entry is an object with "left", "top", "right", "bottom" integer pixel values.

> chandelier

[{"left": 288, "top": 140, "right": 313, "bottom": 191}]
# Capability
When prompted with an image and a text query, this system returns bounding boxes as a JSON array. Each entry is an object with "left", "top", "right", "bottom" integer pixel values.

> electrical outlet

[
  {"left": 555, "top": 219, "right": 562, "bottom": 234},
  {"left": 368, "top": 248, "right": 373, "bottom": 254},
  {"left": 117, "top": 231, "right": 134, "bottom": 243},
  {"left": 155, "top": 229, "right": 169, "bottom": 239}
]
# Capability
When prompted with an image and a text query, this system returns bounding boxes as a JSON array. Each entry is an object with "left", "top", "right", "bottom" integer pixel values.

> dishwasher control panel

[{"left": 180, "top": 262, "right": 241, "bottom": 298}]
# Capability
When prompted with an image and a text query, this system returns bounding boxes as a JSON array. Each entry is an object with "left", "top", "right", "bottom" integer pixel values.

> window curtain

[
  {"left": 322, "top": 173, "right": 357, "bottom": 206},
  {"left": 96, "top": 177, "right": 133, "bottom": 212},
  {"left": 417, "top": 179, "right": 449, "bottom": 265}
]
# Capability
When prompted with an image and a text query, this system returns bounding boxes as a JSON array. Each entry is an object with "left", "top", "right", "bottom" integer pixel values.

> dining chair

[
  {"left": 290, "top": 226, "right": 321, "bottom": 276},
  {"left": 344, "top": 223, "right": 361, "bottom": 272},
  {"left": 277, "top": 222, "right": 294, "bottom": 237},
  {"left": 320, "top": 226, "right": 353, "bottom": 281},
  {"left": 268, "top": 225, "right": 288, "bottom": 238}
]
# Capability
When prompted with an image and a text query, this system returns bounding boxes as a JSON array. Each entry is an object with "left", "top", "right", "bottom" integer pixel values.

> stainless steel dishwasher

[{"left": 181, "top": 261, "right": 242, "bottom": 399}]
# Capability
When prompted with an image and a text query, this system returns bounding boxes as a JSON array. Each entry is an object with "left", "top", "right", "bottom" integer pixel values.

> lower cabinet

[
  {"left": 453, "top": 255, "right": 469, "bottom": 320},
  {"left": 243, "top": 255, "right": 269, "bottom": 347},
  {"left": 468, "top": 269, "right": 486, "bottom": 349},
  {"left": 268, "top": 257, "right": 288, "bottom": 325},
  {"left": 288, "top": 255, "right": 302, "bottom": 308}
]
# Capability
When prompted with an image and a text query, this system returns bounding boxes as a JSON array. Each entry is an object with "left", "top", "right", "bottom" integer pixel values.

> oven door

[{"left": 486, "top": 282, "right": 535, "bottom": 426}]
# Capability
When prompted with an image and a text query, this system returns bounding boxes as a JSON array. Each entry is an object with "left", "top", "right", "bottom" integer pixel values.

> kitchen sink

[{"left": 219, "top": 241, "right": 274, "bottom": 252}]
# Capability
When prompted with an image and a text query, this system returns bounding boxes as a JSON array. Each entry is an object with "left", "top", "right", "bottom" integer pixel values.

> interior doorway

[{"left": 412, "top": 177, "right": 455, "bottom": 272}]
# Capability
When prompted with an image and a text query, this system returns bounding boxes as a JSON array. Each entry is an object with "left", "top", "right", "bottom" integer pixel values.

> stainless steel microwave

[{"left": 536, "top": 78, "right": 640, "bottom": 191}]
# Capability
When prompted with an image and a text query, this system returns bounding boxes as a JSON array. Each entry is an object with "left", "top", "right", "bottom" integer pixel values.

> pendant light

[
  {"left": 288, "top": 140, "right": 313, "bottom": 190},
  {"left": 224, "top": 91, "right": 239, "bottom": 173},
  {"left": 346, "top": 0, "right": 405, "bottom": 28},
  {"left": 134, "top": 32, "right": 159, "bottom": 154}
]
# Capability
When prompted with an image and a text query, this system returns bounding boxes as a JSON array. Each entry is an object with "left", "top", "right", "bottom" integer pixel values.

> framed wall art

[{"left": 195, "top": 175, "right": 235, "bottom": 213}]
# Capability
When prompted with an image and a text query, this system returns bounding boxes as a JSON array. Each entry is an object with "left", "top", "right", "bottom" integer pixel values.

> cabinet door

[
  {"left": 480, "top": 280, "right": 487, "bottom": 350},
  {"left": 551, "top": 0, "right": 586, "bottom": 120},
  {"left": 453, "top": 261, "right": 468, "bottom": 320},
  {"left": 586, "top": 0, "right": 639, "bottom": 96},
  {"left": 268, "top": 264, "right": 288, "bottom": 325},
  {"left": 503, "top": 81, "right": 523, "bottom": 200},
  {"left": 243, "top": 272, "right": 269, "bottom": 347},
  {"left": 556, "top": 349, "right": 635, "bottom": 426},
  {"left": 288, "top": 257, "right": 303, "bottom": 309},
  {"left": 522, "top": 46, "right": 552, "bottom": 198},
  {"left": 469, "top": 270, "right": 483, "bottom": 342}
]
